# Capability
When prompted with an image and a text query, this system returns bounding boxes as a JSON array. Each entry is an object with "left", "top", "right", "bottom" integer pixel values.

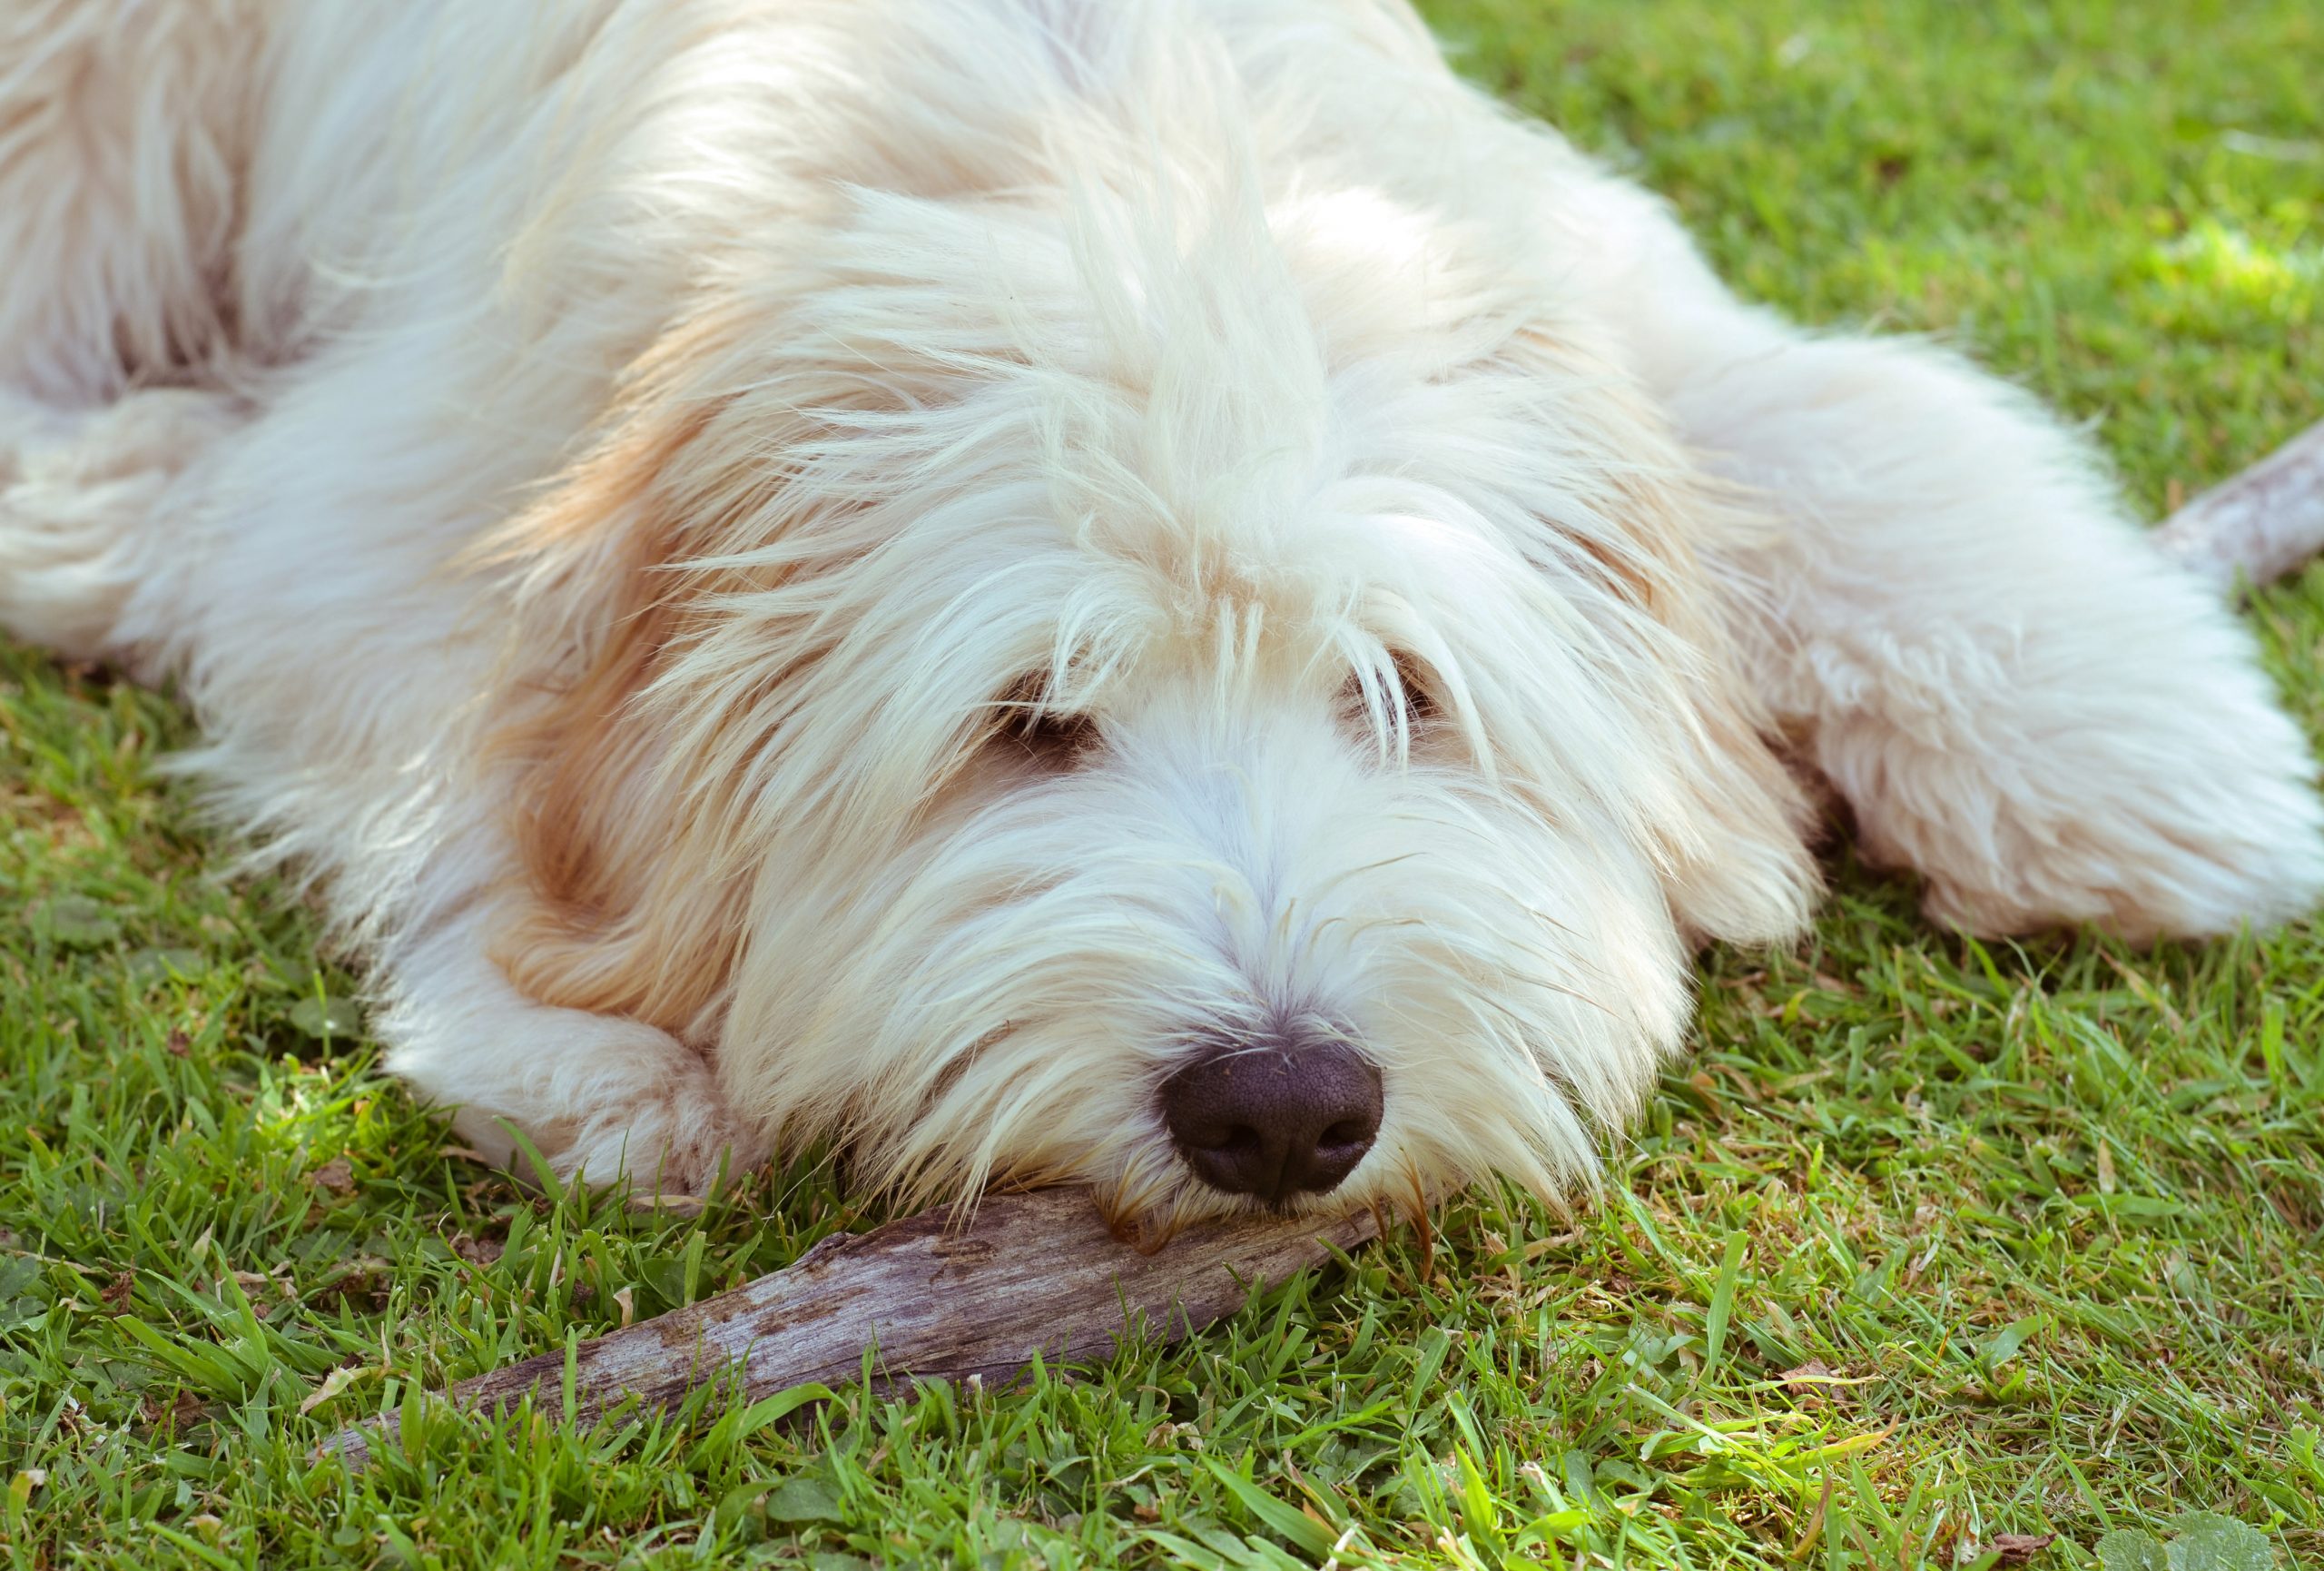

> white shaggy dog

[{"left": 5, "top": 0, "right": 2319, "bottom": 1238}]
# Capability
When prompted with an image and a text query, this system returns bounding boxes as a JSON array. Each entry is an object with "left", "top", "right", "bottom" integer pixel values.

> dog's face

[{"left": 490, "top": 102, "right": 1815, "bottom": 1238}]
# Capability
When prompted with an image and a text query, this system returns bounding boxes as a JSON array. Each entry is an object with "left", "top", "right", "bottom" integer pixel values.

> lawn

[{"left": 5, "top": 0, "right": 2321, "bottom": 1566}]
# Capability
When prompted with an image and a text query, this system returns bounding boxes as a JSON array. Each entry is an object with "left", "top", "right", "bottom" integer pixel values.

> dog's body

[{"left": 5, "top": 0, "right": 2319, "bottom": 1232}]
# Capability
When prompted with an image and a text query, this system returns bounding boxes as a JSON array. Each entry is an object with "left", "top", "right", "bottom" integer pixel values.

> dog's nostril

[
  {"left": 1159, "top": 1034, "right": 1383, "bottom": 1204},
  {"left": 1196, "top": 1125, "right": 1265, "bottom": 1159}
]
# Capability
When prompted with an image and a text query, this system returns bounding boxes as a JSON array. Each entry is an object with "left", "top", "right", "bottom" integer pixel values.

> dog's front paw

[
  {"left": 559, "top": 1055, "right": 766, "bottom": 1196},
  {"left": 418, "top": 1010, "right": 768, "bottom": 1198}
]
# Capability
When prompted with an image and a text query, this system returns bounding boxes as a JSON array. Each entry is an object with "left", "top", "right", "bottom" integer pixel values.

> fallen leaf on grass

[
  {"left": 231, "top": 1270, "right": 281, "bottom": 1296},
  {"left": 1988, "top": 1533, "right": 2057, "bottom": 1564},
  {"left": 1777, "top": 1359, "right": 1866, "bottom": 1405},
  {"left": 317, "top": 1259, "right": 392, "bottom": 1309},
  {"left": 297, "top": 1365, "right": 370, "bottom": 1417},
  {"left": 1520, "top": 1231, "right": 1581, "bottom": 1260},
  {"left": 307, "top": 1158, "right": 355, "bottom": 1196},
  {"left": 452, "top": 1233, "right": 504, "bottom": 1266},
  {"left": 141, "top": 1388, "right": 206, "bottom": 1431}
]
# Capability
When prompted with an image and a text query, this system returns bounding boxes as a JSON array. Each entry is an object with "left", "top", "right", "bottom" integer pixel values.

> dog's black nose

[{"left": 1160, "top": 1034, "right": 1383, "bottom": 1203}]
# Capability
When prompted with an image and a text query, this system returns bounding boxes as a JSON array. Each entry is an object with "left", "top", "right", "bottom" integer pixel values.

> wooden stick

[
  {"left": 320, "top": 1188, "right": 1380, "bottom": 1467},
  {"left": 2152, "top": 420, "right": 2324, "bottom": 594}
]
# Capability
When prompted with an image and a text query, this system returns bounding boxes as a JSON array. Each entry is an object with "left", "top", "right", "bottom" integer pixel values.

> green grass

[{"left": 6, "top": 1, "right": 2322, "bottom": 1566}]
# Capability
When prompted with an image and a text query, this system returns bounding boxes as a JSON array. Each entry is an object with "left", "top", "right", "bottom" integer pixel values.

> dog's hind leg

[
  {"left": 1573, "top": 177, "right": 2324, "bottom": 940},
  {"left": 0, "top": 387, "right": 248, "bottom": 666},
  {"left": 0, "top": 0, "right": 261, "bottom": 405},
  {"left": 0, "top": 4, "right": 266, "bottom": 664}
]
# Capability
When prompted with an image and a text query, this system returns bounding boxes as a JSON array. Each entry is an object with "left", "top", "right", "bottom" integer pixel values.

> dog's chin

[
  {"left": 836, "top": 1118, "right": 1434, "bottom": 1253},
  {"left": 1065, "top": 1145, "right": 1426, "bottom": 1255}
]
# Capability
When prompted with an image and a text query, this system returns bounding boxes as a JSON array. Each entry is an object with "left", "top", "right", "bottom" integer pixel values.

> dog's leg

[
  {"left": 1573, "top": 177, "right": 2324, "bottom": 939},
  {"left": 375, "top": 904, "right": 762, "bottom": 1195}
]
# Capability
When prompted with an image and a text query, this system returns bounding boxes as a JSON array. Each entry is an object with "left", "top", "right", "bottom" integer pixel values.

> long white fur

[{"left": 4, "top": 0, "right": 2318, "bottom": 1232}]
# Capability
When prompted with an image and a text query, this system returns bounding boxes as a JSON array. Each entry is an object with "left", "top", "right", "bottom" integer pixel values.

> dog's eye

[
  {"left": 1396, "top": 658, "right": 1441, "bottom": 726},
  {"left": 1015, "top": 708, "right": 1100, "bottom": 763},
  {"left": 1342, "top": 656, "right": 1439, "bottom": 730},
  {"left": 995, "top": 677, "right": 1100, "bottom": 768}
]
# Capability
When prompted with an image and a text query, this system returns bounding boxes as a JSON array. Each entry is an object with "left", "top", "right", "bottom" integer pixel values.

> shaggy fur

[{"left": 5, "top": 0, "right": 2319, "bottom": 1236}]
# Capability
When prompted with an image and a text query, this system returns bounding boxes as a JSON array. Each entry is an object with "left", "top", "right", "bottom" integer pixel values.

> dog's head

[{"left": 483, "top": 33, "right": 1816, "bottom": 1238}]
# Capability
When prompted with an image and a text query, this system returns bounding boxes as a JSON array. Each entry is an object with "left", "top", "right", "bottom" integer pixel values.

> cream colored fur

[{"left": 4, "top": 0, "right": 2318, "bottom": 1231}]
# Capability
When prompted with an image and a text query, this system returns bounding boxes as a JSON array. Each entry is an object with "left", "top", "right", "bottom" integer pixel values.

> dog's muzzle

[{"left": 1159, "top": 1031, "right": 1382, "bottom": 1204}]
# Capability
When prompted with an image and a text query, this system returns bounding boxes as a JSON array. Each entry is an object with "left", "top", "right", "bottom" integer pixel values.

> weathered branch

[
  {"left": 321, "top": 1188, "right": 1380, "bottom": 1467},
  {"left": 2152, "top": 420, "right": 2324, "bottom": 595}
]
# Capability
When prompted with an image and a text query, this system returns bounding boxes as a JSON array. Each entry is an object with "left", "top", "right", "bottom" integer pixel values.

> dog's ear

[
  {"left": 473, "top": 353, "right": 763, "bottom": 1042},
  {"left": 1607, "top": 480, "right": 1820, "bottom": 947},
  {"left": 1642, "top": 613, "right": 1822, "bottom": 947},
  {"left": 1497, "top": 338, "right": 1820, "bottom": 947}
]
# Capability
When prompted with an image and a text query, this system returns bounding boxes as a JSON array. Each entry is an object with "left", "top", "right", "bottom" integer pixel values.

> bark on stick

[
  {"left": 321, "top": 1188, "right": 1379, "bottom": 1467},
  {"left": 2152, "top": 420, "right": 2324, "bottom": 594}
]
